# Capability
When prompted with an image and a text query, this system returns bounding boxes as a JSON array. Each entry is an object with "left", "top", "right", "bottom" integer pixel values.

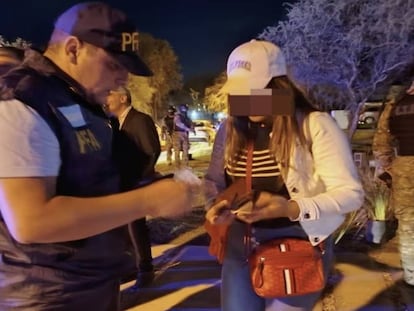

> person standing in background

[
  {"left": 106, "top": 86, "right": 160, "bottom": 290},
  {"left": 162, "top": 105, "right": 177, "bottom": 166},
  {"left": 373, "top": 81, "right": 414, "bottom": 286},
  {"left": 173, "top": 104, "right": 194, "bottom": 167}
]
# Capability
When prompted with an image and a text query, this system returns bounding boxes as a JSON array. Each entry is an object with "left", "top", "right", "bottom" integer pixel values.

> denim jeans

[{"left": 221, "top": 221, "right": 334, "bottom": 311}]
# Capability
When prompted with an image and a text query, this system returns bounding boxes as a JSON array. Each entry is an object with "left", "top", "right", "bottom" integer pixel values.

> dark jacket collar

[{"left": 22, "top": 49, "right": 88, "bottom": 100}]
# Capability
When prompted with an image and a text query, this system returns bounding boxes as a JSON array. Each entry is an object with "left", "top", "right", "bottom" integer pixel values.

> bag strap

[
  {"left": 244, "top": 142, "right": 254, "bottom": 258},
  {"left": 245, "top": 141, "right": 253, "bottom": 189},
  {"left": 243, "top": 140, "right": 325, "bottom": 255}
]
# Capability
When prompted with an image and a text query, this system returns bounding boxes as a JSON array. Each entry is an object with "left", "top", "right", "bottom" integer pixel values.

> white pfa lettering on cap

[{"left": 121, "top": 32, "right": 139, "bottom": 52}]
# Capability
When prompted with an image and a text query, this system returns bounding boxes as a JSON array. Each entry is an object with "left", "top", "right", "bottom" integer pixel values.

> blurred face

[
  {"left": 105, "top": 90, "right": 128, "bottom": 117},
  {"left": 248, "top": 116, "right": 267, "bottom": 123},
  {"left": 76, "top": 43, "right": 128, "bottom": 106}
]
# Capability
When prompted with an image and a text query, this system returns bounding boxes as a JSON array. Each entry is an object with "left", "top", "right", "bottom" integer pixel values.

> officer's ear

[{"left": 64, "top": 36, "right": 82, "bottom": 64}]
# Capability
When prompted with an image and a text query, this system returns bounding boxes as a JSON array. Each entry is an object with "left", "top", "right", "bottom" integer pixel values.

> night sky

[{"left": 0, "top": 0, "right": 294, "bottom": 82}]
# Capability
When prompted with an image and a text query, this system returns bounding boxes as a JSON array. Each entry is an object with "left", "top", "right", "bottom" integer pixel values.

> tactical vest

[
  {"left": 175, "top": 113, "right": 192, "bottom": 132},
  {"left": 181, "top": 114, "right": 193, "bottom": 128},
  {"left": 164, "top": 114, "right": 175, "bottom": 134},
  {"left": 389, "top": 94, "right": 414, "bottom": 156},
  {"left": 0, "top": 66, "right": 130, "bottom": 285}
]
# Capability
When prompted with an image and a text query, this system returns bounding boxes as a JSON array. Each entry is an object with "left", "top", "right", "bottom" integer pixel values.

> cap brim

[
  {"left": 110, "top": 52, "right": 153, "bottom": 76},
  {"left": 219, "top": 76, "right": 271, "bottom": 96}
]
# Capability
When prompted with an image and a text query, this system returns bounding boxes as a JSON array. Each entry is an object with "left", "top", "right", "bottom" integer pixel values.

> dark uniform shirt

[{"left": 0, "top": 49, "right": 129, "bottom": 310}]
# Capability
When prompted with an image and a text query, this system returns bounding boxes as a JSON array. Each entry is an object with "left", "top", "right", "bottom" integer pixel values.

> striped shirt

[
  {"left": 227, "top": 148, "right": 281, "bottom": 179},
  {"left": 224, "top": 124, "right": 297, "bottom": 228},
  {"left": 225, "top": 124, "right": 287, "bottom": 195}
]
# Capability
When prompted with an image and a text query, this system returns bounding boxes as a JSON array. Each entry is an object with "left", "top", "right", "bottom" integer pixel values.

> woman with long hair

[{"left": 205, "top": 39, "right": 364, "bottom": 311}]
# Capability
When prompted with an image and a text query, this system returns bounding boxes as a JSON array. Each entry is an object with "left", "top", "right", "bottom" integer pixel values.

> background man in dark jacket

[{"left": 106, "top": 86, "right": 161, "bottom": 288}]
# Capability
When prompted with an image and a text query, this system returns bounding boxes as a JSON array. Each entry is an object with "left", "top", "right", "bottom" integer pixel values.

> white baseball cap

[{"left": 220, "top": 39, "right": 287, "bottom": 95}]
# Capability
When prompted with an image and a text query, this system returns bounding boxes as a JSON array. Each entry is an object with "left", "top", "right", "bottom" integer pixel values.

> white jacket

[{"left": 205, "top": 112, "right": 364, "bottom": 245}]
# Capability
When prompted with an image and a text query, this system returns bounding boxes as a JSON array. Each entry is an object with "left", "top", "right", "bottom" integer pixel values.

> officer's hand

[{"left": 146, "top": 179, "right": 194, "bottom": 218}]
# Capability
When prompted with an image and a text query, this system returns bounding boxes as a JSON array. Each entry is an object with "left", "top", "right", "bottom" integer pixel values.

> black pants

[{"left": 128, "top": 217, "right": 153, "bottom": 272}]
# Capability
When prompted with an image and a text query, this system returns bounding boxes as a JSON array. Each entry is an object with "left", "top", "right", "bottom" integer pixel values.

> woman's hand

[
  {"left": 205, "top": 200, "right": 236, "bottom": 225},
  {"left": 235, "top": 192, "right": 299, "bottom": 223}
]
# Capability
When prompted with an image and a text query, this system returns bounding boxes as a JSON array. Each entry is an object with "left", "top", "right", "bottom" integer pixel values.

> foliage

[
  {"left": 203, "top": 71, "right": 227, "bottom": 113},
  {"left": 128, "top": 33, "right": 183, "bottom": 121},
  {"left": 360, "top": 168, "right": 392, "bottom": 221},
  {"left": 128, "top": 75, "right": 156, "bottom": 117},
  {"left": 0, "top": 35, "right": 31, "bottom": 48},
  {"left": 334, "top": 208, "right": 367, "bottom": 244},
  {"left": 169, "top": 89, "right": 194, "bottom": 108},
  {"left": 259, "top": 0, "right": 414, "bottom": 135},
  {"left": 334, "top": 166, "right": 392, "bottom": 244}
]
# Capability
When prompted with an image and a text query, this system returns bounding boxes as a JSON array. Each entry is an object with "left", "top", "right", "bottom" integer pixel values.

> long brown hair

[{"left": 224, "top": 76, "right": 317, "bottom": 170}]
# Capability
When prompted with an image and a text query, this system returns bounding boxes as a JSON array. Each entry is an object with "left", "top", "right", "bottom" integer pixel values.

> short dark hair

[
  {"left": 0, "top": 46, "right": 24, "bottom": 75},
  {"left": 0, "top": 46, "right": 24, "bottom": 60},
  {"left": 167, "top": 105, "right": 176, "bottom": 114}
]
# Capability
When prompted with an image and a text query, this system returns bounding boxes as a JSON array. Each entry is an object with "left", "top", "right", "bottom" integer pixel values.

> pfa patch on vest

[{"left": 57, "top": 104, "right": 87, "bottom": 128}]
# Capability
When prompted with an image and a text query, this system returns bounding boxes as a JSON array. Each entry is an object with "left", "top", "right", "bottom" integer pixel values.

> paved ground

[
  {"left": 120, "top": 231, "right": 414, "bottom": 311},
  {"left": 315, "top": 234, "right": 414, "bottom": 311},
  {"left": 119, "top": 142, "right": 414, "bottom": 311}
]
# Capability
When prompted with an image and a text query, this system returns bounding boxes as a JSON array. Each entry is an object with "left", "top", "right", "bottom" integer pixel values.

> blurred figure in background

[
  {"left": 162, "top": 105, "right": 177, "bottom": 166},
  {"left": 173, "top": 103, "right": 194, "bottom": 167},
  {"left": 373, "top": 81, "right": 414, "bottom": 286}
]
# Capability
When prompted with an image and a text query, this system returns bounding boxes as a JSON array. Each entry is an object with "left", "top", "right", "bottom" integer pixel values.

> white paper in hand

[
  {"left": 173, "top": 167, "right": 202, "bottom": 186},
  {"left": 174, "top": 168, "right": 204, "bottom": 207}
]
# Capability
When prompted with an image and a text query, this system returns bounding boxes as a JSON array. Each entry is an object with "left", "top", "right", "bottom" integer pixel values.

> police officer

[
  {"left": 173, "top": 104, "right": 194, "bottom": 167},
  {"left": 162, "top": 105, "right": 176, "bottom": 166},
  {"left": 0, "top": 3, "right": 194, "bottom": 310},
  {"left": 373, "top": 82, "right": 414, "bottom": 286}
]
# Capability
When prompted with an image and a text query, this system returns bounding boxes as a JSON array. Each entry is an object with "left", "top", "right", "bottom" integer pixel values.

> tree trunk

[{"left": 347, "top": 102, "right": 365, "bottom": 140}]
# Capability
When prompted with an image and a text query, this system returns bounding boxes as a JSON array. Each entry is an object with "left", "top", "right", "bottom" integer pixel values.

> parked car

[
  {"left": 358, "top": 102, "right": 383, "bottom": 127},
  {"left": 189, "top": 120, "right": 216, "bottom": 145}
]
